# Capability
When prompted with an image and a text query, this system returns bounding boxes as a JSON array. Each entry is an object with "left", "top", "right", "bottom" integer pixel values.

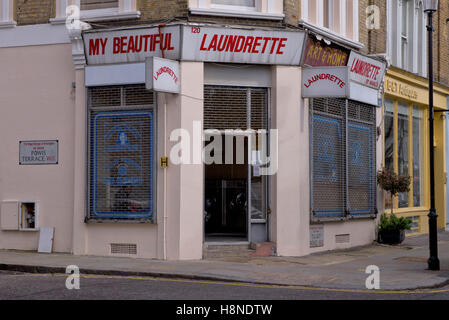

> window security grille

[
  {"left": 87, "top": 85, "right": 155, "bottom": 221},
  {"left": 80, "top": 0, "right": 119, "bottom": 10},
  {"left": 310, "top": 98, "right": 376, "bottom": 222},
  {"left": 204, "top": 86, "right": 267, "bottom": 131}
]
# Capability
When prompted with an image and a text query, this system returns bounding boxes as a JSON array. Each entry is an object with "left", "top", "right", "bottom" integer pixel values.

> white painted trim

[
  {"left": 317, "top": 0, "right": 324, "bottom": 27},
  {"left": 298, "top": 19, "right": 364, "bottom": 49},
  {"left": 422, "top": 14, "right": 427, "bottom": 77},
  {"left": 211, "top": 4, "right": 257, "bottom": 12},
  {"left": 301, "top": 0, "right": 308, "bottom": 21},
  {"left": 267, "top": 0, "right": 275, "bottom": 13},
  {"left": 339, "top": 0, "right": 346, "bottom": 37},
  {"left": 198, "top": 0, "right": 207, "bottom": 8},
  {"left": 386, "top": 0, "right": 391, "bottom": 59},
  {"left": 353, "top": 0, "right": 359, "bottom": 42},
  {"left": 0, "top": 20, "right": 16, "bottom": 28},
  {"left": 395, "top": 0, "right": 402, "bottom": 67},
  {"left": 189, "top": 7, "right": 284, "bottom": 20},
  {"left": 0, "top": 23, "right": 70, "bottom": 48},
  {"left": 412, "top": 3, "right": 419, "bottom": 74},
  {"left": 1, "top": 0, "right": 15, "bottom": 25},
  {"left": 85, "top": 63, "right": 145, "bottom": 86}
]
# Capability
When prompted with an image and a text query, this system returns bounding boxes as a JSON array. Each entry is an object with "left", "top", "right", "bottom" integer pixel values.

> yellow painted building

[{"left": 383, "top": 67, "right": 449, "bottom": 236}]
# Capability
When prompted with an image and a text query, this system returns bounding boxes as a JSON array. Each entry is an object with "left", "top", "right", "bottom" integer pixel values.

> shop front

[
  {"left": 302, "top": 37, "right": 386, "bottom": 252},
  {"left": 383, "top": 67, "right": 448, "bottom": 235},
  {"left": 73, "top": 23, "right": 310, "bottom": 259},
  {"left": 0, "top": 23, "right": 391, "bottom": 260}
]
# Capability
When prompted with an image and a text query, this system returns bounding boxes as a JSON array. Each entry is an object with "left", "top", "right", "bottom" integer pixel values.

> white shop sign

[
  {"left": 19, "top": 140, "right": 58, "bottom": 165},
  {"left": 302, "top": 66, "right": 381, "bottom": 106},
  {"left": 83, "top": 25, "right": 181, "bottom": 65},
  {"left": 181, "top": 25, "right": 306, "bottom": 65},
  {"left": 302, "top": 67, "right": 348, "bottom": 98},
  {"left": 347, "top": 51, "right": 386, "bottom": 90},
  {"left": 145, "top": 57, "right": 180, "bottom": 93}
]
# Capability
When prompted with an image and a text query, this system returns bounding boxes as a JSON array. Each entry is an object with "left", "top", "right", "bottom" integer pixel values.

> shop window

[
  {"left": 383, "top": 99, "right": 426, "bottom": 211},
  {"left": 87, "top": 85, "right": 155, "bottom": 221},
  {"left": 19, "top": 202, "right": 37, "bottom": 230},
  {"left": 310, "top": 98, "right": 377, "bottom": 221}
]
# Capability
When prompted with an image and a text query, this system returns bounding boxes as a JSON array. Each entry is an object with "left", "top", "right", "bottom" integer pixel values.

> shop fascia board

[{"left": 387, "top": 67, "right": 449, "bottom": 97}]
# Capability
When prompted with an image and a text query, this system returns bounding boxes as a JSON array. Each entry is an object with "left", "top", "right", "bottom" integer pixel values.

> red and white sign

[
  {"left": 83, "top": 25, "right": 181, "bottom": 65},
  {"left": 181, "top": 25, "right": 306, "bottom": 65},
  {"left": 302, "top": 67, "right": 348, "bottom": 98},
  {"left": 348, "top": 52, "right": 386, "bottom": 89},
  {"left": 146, "top": 57, "right": 180, "bottom": 93}
]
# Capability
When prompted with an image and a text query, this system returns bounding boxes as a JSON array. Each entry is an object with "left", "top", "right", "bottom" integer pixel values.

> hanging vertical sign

[{"left": 347, "top": 51, "right": 386, "bottom": 89}]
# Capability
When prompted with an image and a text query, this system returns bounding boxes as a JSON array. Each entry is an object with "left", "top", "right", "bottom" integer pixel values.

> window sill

[
  {"left": 299, "top": 19, "right": 364, "bottom": 50},
  {"left": 0, "top": 20, "right": 16, "bottom": 28},
  {"left": 50, "top": 9, "right": 141, "bottom": 24},
  {"left": 190, "top": 7, "right": 284, "bottom": 20}
]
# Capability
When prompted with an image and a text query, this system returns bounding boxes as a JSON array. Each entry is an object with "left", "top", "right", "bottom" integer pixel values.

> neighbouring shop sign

[
  {"left": 181, "top": 25, "right": 306, "bottom": 65},
  {"left": 19, "top": 140, "right": 58, "bottom": 165},
  {"left": 83, "top": 25, "right": 181, "bottom": 65},
  {"left": 347, "top": 52, "right": 386, "bottom": 90},
  {"left": 302, "top": 67, "right": 348, "bottom": 98},
  {"left": 302, "top": 35, "right": 350, "bottom": 67},
  {"left": 146, "top": 57, "right": 180, "bottom": 93}
]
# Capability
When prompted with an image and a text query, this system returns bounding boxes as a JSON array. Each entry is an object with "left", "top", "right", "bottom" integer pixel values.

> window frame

[
  {"left": 310, "top": 98, "right": 378, "bottom": 222},
  {"left": 86, "top": 85, "right": 157, "bottom": 223},
  {"left": 0, "top": 0, "right": 16, "bottom": 28},
  {"left": 210, "top": 0, "right": 257, "bottom": 12},
  {"left": 299, "top": 0, "right": 361, "bottom": 49},
  {"left": 51, "top": 0, "right": 140, "bottom": 24},
  {"left": 189, "top": 0, "right": 284, "bottom": 21},
  {"left": 382, "top": 97, "right": 429, "bottom": 213}
]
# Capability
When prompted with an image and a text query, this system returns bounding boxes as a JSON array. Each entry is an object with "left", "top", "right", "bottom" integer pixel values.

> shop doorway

[{"left": 204, "top": 86, "right": 269, "bottom": 242}]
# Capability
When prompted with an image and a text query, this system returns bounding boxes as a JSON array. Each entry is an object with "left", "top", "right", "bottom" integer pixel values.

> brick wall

[
  {"left": 435, "top": 2, "right": 449, "bottom": 86},
  {"left": 15, "top": 0, "right": 55, "bottom": 26},
  {"left": 358, "top": 0, "right": 386, "bottom": 55},
  {"left": 139, "top": 0, "right": 188, "bottom": 21},
  {"left": 284, "top": 0, "right": 299, "bottom": 27}
]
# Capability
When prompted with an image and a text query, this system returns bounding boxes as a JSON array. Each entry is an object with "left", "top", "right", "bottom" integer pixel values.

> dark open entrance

[{"left": 204, "top": 86, "right": 268, "bottom": 242}]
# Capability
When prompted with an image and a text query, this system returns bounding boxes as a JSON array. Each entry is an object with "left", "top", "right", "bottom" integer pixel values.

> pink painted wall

[{"left": 0, "top": 43, "right": 75, "bottom": 252}]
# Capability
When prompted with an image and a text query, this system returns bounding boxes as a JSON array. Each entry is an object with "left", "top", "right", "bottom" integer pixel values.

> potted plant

[{"left": 376, "top": 168, "right": 412, "bottom": 244}]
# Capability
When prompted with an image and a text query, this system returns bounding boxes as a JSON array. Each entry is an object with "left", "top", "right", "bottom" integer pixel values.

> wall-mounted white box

[{"left": 1, "top": 201, "right": 19, "bottom": 230}]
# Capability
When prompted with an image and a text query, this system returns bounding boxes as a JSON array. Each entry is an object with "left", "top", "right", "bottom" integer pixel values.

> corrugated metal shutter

[
  {"left": 204, "top": 86, "right": 267, "bottom": 130},
  {"left": 310, "top": 98, "right": 376, "bottom": 221},
  {"left": 87, "top": 85, "right": 155, "bottom": 220},
  {"left": 80, "top": 0, "right": 118, "bottom": 10},
  {"left": 347, "top": 100, "right": 376, "bottom": 217},
  {"left": 311, "top": 98, "right": 346, "bottom": 219}
]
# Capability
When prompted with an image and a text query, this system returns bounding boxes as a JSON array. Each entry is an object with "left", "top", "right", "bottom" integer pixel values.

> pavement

[{"left": 1, "top": 231, "right": 449, "bottom": 291}]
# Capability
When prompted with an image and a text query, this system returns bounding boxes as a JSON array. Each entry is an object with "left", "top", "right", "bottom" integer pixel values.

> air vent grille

[
  {"left": 335, "top": 234, "right": 350, "bottom": 244},
  {"left": 110, "top": 243, "right": 137, "bottom": 255}
]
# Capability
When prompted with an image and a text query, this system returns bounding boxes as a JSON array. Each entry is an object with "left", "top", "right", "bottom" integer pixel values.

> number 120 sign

[{"left": 19, "top": 140, "right": 58, "bottom": 165}]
